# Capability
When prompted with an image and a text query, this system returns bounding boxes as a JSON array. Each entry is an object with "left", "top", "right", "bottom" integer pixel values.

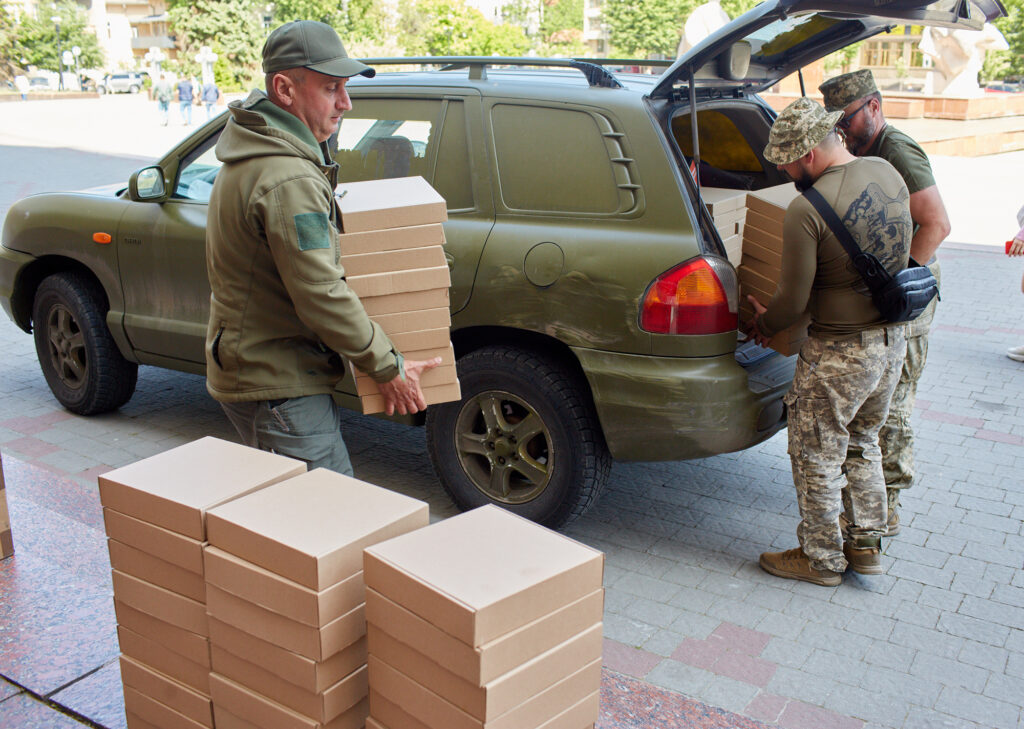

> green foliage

[
  {"left": 0, "top": 4, "right": 21, "bottom": 81},
  {"left": 13, "top": 0, "right": 103, "bottom": 73},
  {"left": 823, "top": 42, "right": 862, "bottom": 75},
  {"left": 270, "top": 0, "right": 388, "bottom": 44},
  {"left": 718, "top": 0, "right": 760, "bottom": 20},
  {"left": 981, "top": 0, "right": 1024, "bottom": 81},
  {"left": 167, "top": 0, "right": 265, "bottom": 90},
  {"left": 400, "top": 0, "right": 530, "bottom": 56},
  {"left": 603, "top": 0, "right": 695, "bottom": 58}
]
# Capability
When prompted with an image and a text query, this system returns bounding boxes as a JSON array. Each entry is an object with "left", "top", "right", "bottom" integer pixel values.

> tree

[
  {"left": 400, "top": 0, "right": 529, "bottom": 57},
  {"left": 0, "top": 4, "right": 22, "bottom": 81},
  {"left": 603, "top": 0, "right": 695, "bottom": 58},
  {"left": 270, "top": 0, "right": 388, "bottom": 45},
  {"left": 14, "top": 0, "right": 103, "bottom": 73},
  {"left": 981, "top": 0, "right": 1024, "bottom": 81},
  {"left": 167, "top": 0, "right": 265, "bottom": 90}
]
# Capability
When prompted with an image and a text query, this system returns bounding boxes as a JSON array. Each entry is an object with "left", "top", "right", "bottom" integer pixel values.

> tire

[
  {"left": 97, "top": 85, "right": 107, "bottom": 95},
  {"left": 32, "top": 272, "right": 138, "bottom": 415},
  {"left": 129, "top": 85, "right": 139, "bottom": 94},
  {"left": 426, "top": 345, "right": 611, "bottom": 529}
]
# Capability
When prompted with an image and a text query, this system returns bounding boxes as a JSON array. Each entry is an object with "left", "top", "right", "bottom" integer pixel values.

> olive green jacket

[{"left": 205, "top": 90, "right": 399, "bottom": 403}]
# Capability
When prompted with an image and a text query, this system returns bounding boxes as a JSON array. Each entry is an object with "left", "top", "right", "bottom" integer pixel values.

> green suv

[{"left": 0, "top": 0, "right": 1003, "bottom": 527}]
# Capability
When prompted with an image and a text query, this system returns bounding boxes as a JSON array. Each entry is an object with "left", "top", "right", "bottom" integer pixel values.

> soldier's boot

[
  {"left": 843, "top": 536, "right": 883, "bottom": 575},
  {"left": 759, "top": 548, "right": 841, "bottom": 587},
  {"left": 885, "top": 489, "right": 901, "bottom": 537}
]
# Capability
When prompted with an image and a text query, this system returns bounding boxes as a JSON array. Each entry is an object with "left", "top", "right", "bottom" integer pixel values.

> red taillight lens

[{"left": 640, "top": 257, "right": 738, "bottom": 335}]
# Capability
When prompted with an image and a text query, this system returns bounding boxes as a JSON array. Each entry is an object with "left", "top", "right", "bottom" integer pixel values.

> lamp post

[{"left": 51, "top": 15, "right": 64, "bottom": 91}]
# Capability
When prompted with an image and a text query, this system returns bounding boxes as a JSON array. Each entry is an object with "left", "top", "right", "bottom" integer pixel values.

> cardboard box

[
  {"left": 700, "top": 186, "right": 747, "bottom": 215},
  {"left": 125, "top": 711, "right": 163, "bottom": 729},
  {"left": 741, "top": 234, "right": 783, "bottom": 269},
  {"left": 112, "top": 569, "right": 208, "bottom": 636},
  {"left": 0, "top": 453, "right": 13, "bottom": 558},
  {"left": 354, "top": 364, "right": 458, "bottom": 396},
  {"left": 109, "top": 539, "right": 206, "bottom": 603},
  {"left": 335, "top": 176, "right": 447, "bottom": 234},
  {"left": 211, "top": 646, "right": 366, "bottom": 723},
  {"left": 103, "top": 508, "right": 204, "bottom": 574},
  {"left": 398, "top": 343, "right": 456, "bottom": 368},
  {"left": 721, "top": 233, "right": 743, "bottom": 267},
  {"left": 210, "top": 707, "right": 261, "bottom": 729},
  {"left": 338, "top": 223, "right": 445, "bottom": 256},
  {"left": 367, "top": 622, "right": 602, "bottom": 720},
  {"left": 346, "top": 265, "right": 451, "bottom": 299},
  {"left": 745, "top": 208, "right": 784, "bottom": 238},
  {"left": 738, "top": 264, "right": 779, "bottom": 301},
  {"left": 364, "top": 588, "right": 603, "bottom": 686},
  {"left": 210, "top": 673, "right": 368, "bottom": 729},
  {"left": 98, "top": 437, "right": 305, "bottom": 540},
  {"left": 341, "top": 245, "right": 447, "bottom": 277},
  {"left": 209, "top": 617, "right": 365, "bottom": 694},
  {"left": 364, "top": 505, "right": 603, "bottom": 647},
  {"left": 117, "top": 625, "right": 210, "bottom": 694},
  {"left": 206, "top": 469, "right": 428, "bottom": 591},
  {"left": 712, "top": 206, "right": 746, "bottom": 232},
  {"left": 359, "top": 288, "right": 449, "bottom": 317},
  {"left": 368, "top": 654, "right": 600, "bottom": 729},
  {"left": 368, "top": 690, "right": 598, "bottom": 729},
  {"left": 746, "top": 183, "right": 798, "bottom": 220},
  {"left": 206, "top": 585, "right": 364, "bottom": 662},
  {"left": 384, "top": 327, "right": 452, "bottom": 353},
  {"left": 204, "top": 547, "right": 364, "bottom": 628},
  {"left": 740, "top": 254, "right": 781, "bottom": 283},
  {"left": 114, "top": 601, "right": 211, "bottom": 667},
  {"left": 122, "top": 685, "right": 209, "bottom": 729},
  {"left": 357, "top": 381, "right": 463, "bottom": 416},
  {"left": 119, "top": 655, "right": 213, "bottom": 728},
  {"left": 368, "top": 307, "right": 451, "bottom": 336}
]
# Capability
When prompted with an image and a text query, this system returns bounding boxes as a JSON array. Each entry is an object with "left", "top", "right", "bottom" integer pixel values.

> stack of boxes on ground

[
  {"left": 335, "top": 175, "right": 461, "bottom": 414},
  {"left": 363, "top": 505, "right": 605, "bottom": 729},
  {"left": 701, "top": 187, "right": 747, "bottom": 267}
]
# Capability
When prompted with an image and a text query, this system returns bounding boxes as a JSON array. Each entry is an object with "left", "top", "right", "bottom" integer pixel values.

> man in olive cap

[
  {"left": 747, "top": 97, "right": 912, "bottom": 585},
  {"left": 820, "top": 69, "right": 949, "bottom": 536},
  {"left": 204, "top": 20, "right": 440, "bottom": 474}
]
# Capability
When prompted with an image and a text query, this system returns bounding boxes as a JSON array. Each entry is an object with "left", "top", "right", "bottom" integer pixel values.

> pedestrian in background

[
  {"left": 201, "top": 78, "right": 220, "bottom": 120},
  {"left": 1007, "top": 204, "right": 1024, "bottom": 362},
  {"left": 153, "top": 73, "right": 172, "bottom": 126},
  {"left": 177, "top": 75, "right": 194, "bottom": 125},
  {"left": 14, "top": 74, "right": 29, "bottom": 101}
]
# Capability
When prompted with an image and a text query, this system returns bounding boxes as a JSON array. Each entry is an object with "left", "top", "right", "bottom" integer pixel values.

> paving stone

[
  {"left": 706, "top": 597, "right": 770, "bottom": 630},
  {"left": 909, "top": 652, "right": 990, "bottom": 693},
  {"left": 902, "top": 705, "right": 986, "bottom": 729},
  {"left": 603, "top": 612, "right": 660, "bottom": 647},
  {"left": 893, "top": 601, "right": 940, "bottom": 629},
  {"left": 642, "top": 629, "right": 687, "bottom": 658},
  {"left": 938, "top": 610, "right": 1011, "bottom": 646},
  {"left": 890, "top": 621, "right": 965, "bottom": 659},
  {"left": 667, "top": 585, "right": 718, "bottom": 614},
  {"left": 619, "top": 597, "right": 685, "bottom": 629},
  {"left": 766, "top": 665, "right": 838, "bottom": 706},
  {"left": 613, "top": 571, "right": 682, "bottom": 603},
  {"left": 826, "top": 682, "right": 908, "bottom": 727},
  {"left": 644, "top": 658, "right": 715, "bottom": 697},
  {"left": 755, "top": 612, "right": 807, "bottom": 641},
  {"left": 666, "top": 609, "right": 720, "bottom": 640},
  {"left": 760, "top": 638, "right": 813, "bottom": 669},
  {"left": 933, "top": 685, "right": 1020, "bottom": 729},
  {"left": 691, "top": 674, "right": 761, "bottom": 715},
  {"left": 863, "top": 640, "right": 916, "bottom": 672},
  {"left": 957, "top": 639, "right": 1009, "bottom": 673},
  {"left": 959, "top": 595, "right": 1024, "bottom": 631}
]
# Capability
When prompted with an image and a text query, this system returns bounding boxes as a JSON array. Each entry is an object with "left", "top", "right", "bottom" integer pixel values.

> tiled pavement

[{"left": 1, "top": 96, "right": 1023, "bottom": 729}]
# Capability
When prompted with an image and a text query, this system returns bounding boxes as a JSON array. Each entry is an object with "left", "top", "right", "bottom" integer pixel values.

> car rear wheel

[
  {"left": 32, "top": 272, "right": 138, "bottom": 415},
  {"left": 425, "top": 345, "right": 611, "bottom": 529},
  {"left": 97, "top": 85, "right": 107, "bottom": 95},
  {"left": 129, "top": 85, "right": 139, "bottom": 94}
]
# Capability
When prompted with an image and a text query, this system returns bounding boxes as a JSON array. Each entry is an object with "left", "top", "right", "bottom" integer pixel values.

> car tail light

[{"left": 640, "top": 256, "right": 738, "bottom": 335}]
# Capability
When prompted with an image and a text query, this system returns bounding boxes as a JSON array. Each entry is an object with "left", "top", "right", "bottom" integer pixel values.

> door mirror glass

[{"left": 132, "top": 167, "right": 165, "bottom": 200}]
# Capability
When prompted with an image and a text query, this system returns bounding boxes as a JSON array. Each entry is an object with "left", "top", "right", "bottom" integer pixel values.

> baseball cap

[
  {"left": 819, "top": 69, "right": 878, "bottom": 112},
  {"left": 262, "top": 20, "right": 375, "bottom": 79}
]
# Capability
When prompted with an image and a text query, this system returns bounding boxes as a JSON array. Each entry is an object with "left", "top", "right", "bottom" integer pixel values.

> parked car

[
  {"left": 0, "top": 0, "right": 1006, "bottom": 527},
  {"left": 97, "top": 72, "right": 145, "bottom": 94},
  {"left": 984, "top": 81, "right": 1023, "bottom": 93},
  {"left": 28, "top": 77, "right": 52, "bottom": 91}
]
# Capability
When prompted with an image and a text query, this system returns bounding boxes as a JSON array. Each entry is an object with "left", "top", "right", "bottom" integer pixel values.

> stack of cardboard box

[
  {"left": 202, "top": 469, "right": 429, "bottom": 729},
  {"left": 362, "top": 505, "right": 604, "bottom": 729},
  {"left": 98, "top": 437, "right": 306, "bottom": 729},
  {"left": 737, "top": 182, "right": 810, "bottom": 356},
  {"left": 702, "top": 187, "right": 748, "bottom": 267},
  {"left": 335, "top": 176, "right": 461, "bottom": 414}
]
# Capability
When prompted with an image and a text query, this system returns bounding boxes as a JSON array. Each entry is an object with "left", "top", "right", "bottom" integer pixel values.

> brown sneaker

[
  {"left": 885, "top": 508, "right": 900, "bottom": 537},
  {"left": 759, "top": 548, "right": 841, "bottom": 586},
  {"left": 843, "top": 539, "right": 883, "bottom": 575}
]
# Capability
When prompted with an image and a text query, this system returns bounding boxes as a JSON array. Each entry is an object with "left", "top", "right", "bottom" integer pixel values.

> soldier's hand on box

[
  {"left": 377, "top": 357, "right": 443, "bottom": 416},
  {"left": 745, "top": 295, "right": 771, "bottom": 347}
]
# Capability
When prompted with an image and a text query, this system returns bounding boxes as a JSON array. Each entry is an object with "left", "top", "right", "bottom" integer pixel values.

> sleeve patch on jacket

[{"left": 293, "top": 212, "right": 331, "bottom": 251}]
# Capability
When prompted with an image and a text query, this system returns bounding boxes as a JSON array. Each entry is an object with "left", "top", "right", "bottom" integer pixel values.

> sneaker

[
  {"left": 1008, "top": 345, "right": 1024, "bottom": 362},
  {"left": 843, "top": 539, "right": 883, "bottom": 575},
  {"left": 759, "top": 547, "right": 841, "bottom": 586}
]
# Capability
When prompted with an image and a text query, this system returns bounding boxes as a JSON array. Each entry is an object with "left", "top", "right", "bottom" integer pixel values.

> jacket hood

[{"left": 216, "top": 89, "right": 331, "bottom": 167}]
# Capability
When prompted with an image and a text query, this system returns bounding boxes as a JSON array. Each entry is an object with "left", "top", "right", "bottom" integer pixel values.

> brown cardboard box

[
  {"left": 211, "top": 646, "right": 366, "bottom": 723},
  {"left": 125, "top": 711, "right": 163, "bottom": 729},
  {"left": 712, "top": 207, "right": 746, "bottom": 234},
  {"left": 740, "top": 254, "right": 781, "bottom": 283},
  {"left": 210, "top": 707, "right": 261, "bottom": 729},
  {"left": 368, "top": 307, "right": 451, "bottom": 336},
  {"left": 341, "top": 245, "right": 447, "bottom": 277},
  {"left": 363, "top": 505, "right": 603, "bottom": 647},
  {"left": 338, "top": 223, "right": 445, "bottom": 256},
  {"left": 368, "top": 689, "right": 599, "bottom": 729},
  {"left": 114, "top": 601, "right": 211, "bottom": 667},
  {"left": 0, "top": 453, "right": 13, "bottom": 558},
  {"left": 359, "top": 288, "right": 449, "bottom": 317},
  {"left": 368, "top": 655, "right": 601, "bottom": 729},
  {"left": 109, "top": 539, "right": 206, "bottom": 602},
  {"left": 354, "top": 364, "right": 458, "bottom": 396},
  {"left": 98, "top": 437, "right": 305, "bottom": 540},
  {"left": 112, "top": 569, "right": 208, "bottom": 636},
  {"left": 746, "top": 183, "right": 798, "bottom": 220},
  {"left": 208, "top": 618, "right": 365, "bottom": 694},
  {"left": 117, "top": 625, "right": 210, "bottom": 694},
  {"left": 204, "top": 547, "right": 364, "bottom": 628},
  {"left": 384, "top": 327, "right": 452, "bottom": 353},
  {"left": 206, "top": 469, "right": 428, "bottom": 591},
  {"left": 206, "top": 585, "right": 364, "bottom": 662},
  {"left": 741, "top": 234, "right": 783, "bottom": 269},
  {"left": 122, "top": 685, "right": 209, "bottom": 729},
  {"left": 346, "top": 265, "right": 451, "bottom": 299},
  {"left": 366, "top": 622, "right": 602, "bottom": 720},
  {"left": 701, "top": 186, "right": 747, "bottom": 215},
  {"left": 364, "top": 588, "right": 603, "bottom": 686},
  {"left": 745, "top": 208, "right": 784, "bottom": 238},
  {"left": 103, "top": 508, "right": 204, "bottom": 574},
  {"left": 357, "top": 381, "right": 463, "bottom": 416},
  {"left": 210, "top": 673, "right": 368, "bottom": 729},
  {"left": 396, "top": 343, "right": 455, "bottom": 368},
  {"left": 335, "top": 176, "right": 447, "bottom": 234},
  {"left": 119, "top": 655, "right": 213, "bottom": 727}
]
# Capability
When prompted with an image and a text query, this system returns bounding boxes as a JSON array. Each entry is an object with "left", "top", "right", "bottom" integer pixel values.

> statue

[
  {"left": 918, "top": 24, "right": 1009, "bottom": 97},
  {"left": 677, "top": 0, "right": 731, "bottom": 57}
]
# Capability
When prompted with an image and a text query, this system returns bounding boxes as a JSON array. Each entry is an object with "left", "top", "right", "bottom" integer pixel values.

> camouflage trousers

[{"left": 785, "top": 326, "right": 907, "bottom": 572}]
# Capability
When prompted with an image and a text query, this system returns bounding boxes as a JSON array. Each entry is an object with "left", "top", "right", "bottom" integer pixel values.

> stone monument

[
  {"left": 919, "top": 24, "right": 1009, "bottom": 97},
  {"left": 677, "top": 0, "right": 731, "bottom": 57}
]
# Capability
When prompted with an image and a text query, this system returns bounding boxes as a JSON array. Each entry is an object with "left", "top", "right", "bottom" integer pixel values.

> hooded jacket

[{"left": 205, "top": 90, "right": 399, "bottom": 403}]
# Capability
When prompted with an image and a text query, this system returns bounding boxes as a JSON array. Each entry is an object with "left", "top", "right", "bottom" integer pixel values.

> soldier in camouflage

[
  {"left": 747, "top": 98, "right": 911, "bottom": 586},
  {"left": 820, "top": 69, "right": 951, "bottom": 537}
]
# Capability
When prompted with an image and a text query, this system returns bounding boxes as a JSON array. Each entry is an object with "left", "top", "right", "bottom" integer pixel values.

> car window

[
  {"left": 431, "top": 100, "right": 473, "bottom": 211},
  {"left": 335, "top": 99, "right": 441, "bottom": 184},
  {"left": 174, "top": 130, "right": 223, "bottom": 202}
]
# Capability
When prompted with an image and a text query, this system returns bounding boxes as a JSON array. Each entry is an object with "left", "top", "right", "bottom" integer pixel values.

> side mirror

[
  {"left": 129, "top": 166, "right": 167, "bottom": 201},
  {"left": 718, "top": 41, "right": 752, "bottom": 82}
]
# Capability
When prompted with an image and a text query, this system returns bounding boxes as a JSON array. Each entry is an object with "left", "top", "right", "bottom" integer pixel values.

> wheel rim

[
  {"left": 44, "top": 303, "right": 87, "bottom": 391},
  {"left": 453, "top": 390, "right": 553, "bottom": 504}
]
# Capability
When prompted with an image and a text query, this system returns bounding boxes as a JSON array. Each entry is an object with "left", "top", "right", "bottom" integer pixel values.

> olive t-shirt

[
  {"left": 760, "top": 157, "right": 912, "bottom": 339},
  {"left": 862, "top": 125, "right": 935, "bottom": 195}
]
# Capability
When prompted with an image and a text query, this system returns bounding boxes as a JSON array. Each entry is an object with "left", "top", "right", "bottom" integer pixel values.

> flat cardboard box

[
  {"left": 364, "top": 587, "right": 603, "bottom": 686},
  {"left": 338, "top": 222, "right": 445, "bottom": 255},
  {"left": 98, "top": 437, "right": 305, "bottom": 540},
  {"left": 712, "top": 207, "right": 746, "bottom": 230},
  {"left": 358, "top": 381, "right": 462, "bottom": 416},
  {"left": 746, "top": 183, "right": 798, "bottom": 220},
  {"left": 122, "top": 685, "right": 209, "bottom": 729},
  {"left": 335, "top": 176, "right": 447, "bottom": 233},
  {"left": 740, "top": 254, "right": 781, "bottom": 283},
  {"left": 346, "top": 265, "right": 451, "bottom": 299},
  {"left": 368, "top": 689, "right": 598, "bottom": 729},
  {"left": 204, "top": 547, "right": 364, "bottom": 628},
  {"left": 745, "top": 208, "right": 784, "bottom": 238},
  {"left": 206, "top": 585, "right": 365, "bottom": 662},
  {"left": 721, "top": 233, "right": 743, "bottom": 267},
  {"left": 354, "top": 364, "right": 458, "bottom": 396},
  {"left": 117, "top": 625, "right": 210, "bottom": 694},
  {"left": 366, "top": 622, "right": 602, "bottom": 720},
  {"left": 741, "top": 234, "right": 783, "bottom": 269},
  {"left": 112, "top": 569, "right": 208, "bottom": 636},
  {"left": 363, "top": 505, "right": 603, "bottom": 647},
  {"left": 700, "top": 186, "right": 747, "bottom": 215},
  {"left": 208, "top": 617, "right": 365, "bottom": 694},
  {"left": 125, "top": 711, "right": 163, "bottom": 729},
  {"left": 369, "top": 307, "right": 451, "bottom": 336},
  {"left": 206, "top": 469, "right": 428, "bottom": 591},
  {"left": 359, "top": 288, "right": 449, "bottom": 317},
  {"left": 119, "top": 655, "right": 213, "bottom": 728},
  {"left": 210, "top": 673, "right": 368, "bottom": 729},
  {"left": 738, "top": 265, "right": 779, "bottom": 301},
  {"left": 103, "top": 508, "right": 204, "bottom": 574},
  {"left": 211, "top": 646, "right": 367, "bottom": 723},
  {"left": 114, "top": 601, "right": 210, "bottom": 667},
  {"left": 384, "top": 327, "right": 452, "bottom": 353},
  {"left": 397, "top": 343, "right": 456, "bottom": 368},
  {"left": 211, "top": 707, "right": 262, "bottom": 729},
  {"left": 368, "top": 654, "right": 601, "bottom": 729},
  {"left": 109, "top": 539, "right": 205, "bottom": 603},
  {"left": 341, "top": 245, "right": 447, "bottom": 277}
]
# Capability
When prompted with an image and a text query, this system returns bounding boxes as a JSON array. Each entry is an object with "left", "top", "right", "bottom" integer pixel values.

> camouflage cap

[
  {"left": 818, "top": 69, "right": 877, "bottom": 112},
  {"left": 762, "top": 97, "right": 843, "bottom": 166},
  {"left": 262, "top": 20, "right": 375, "bottom": 79}
]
